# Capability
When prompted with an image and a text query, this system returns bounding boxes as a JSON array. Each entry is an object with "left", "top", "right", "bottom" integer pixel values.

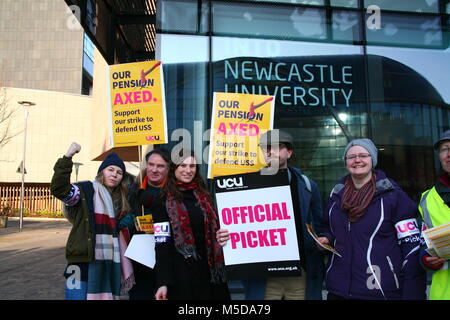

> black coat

[
  {"left": 127, "top": 183, "right": 159, "bottom": 300},
  {"left": 153, "top": 190, "right": 230, "bottom": 300}
]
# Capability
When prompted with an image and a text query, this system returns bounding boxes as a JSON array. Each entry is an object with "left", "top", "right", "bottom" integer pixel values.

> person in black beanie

[
  {"left": 97, "top": 152, "right": 126, "bottom": 176},
  {"left": 51, "top": 143, "right": 136, "bottom": 299}
]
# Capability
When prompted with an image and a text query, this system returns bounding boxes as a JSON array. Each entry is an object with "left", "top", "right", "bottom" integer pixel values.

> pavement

[
  {"left": 0, "top": 217, "right": 71, "bottom": 300},
  {"left": 3, "top": 217, "right": 428, "bottom": 301},
  {"left": 0, "top": 217, "right": 246, "bottom": 300}
]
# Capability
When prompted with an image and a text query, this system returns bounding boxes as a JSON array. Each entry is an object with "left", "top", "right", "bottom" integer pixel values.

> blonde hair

[{"left": 95, "top": 170, "right": 131, "bottom": 213}]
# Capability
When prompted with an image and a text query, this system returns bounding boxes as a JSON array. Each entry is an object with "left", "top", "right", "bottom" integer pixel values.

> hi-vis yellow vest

[{"left": 419, "top": 187, "right": 450, "bottom": 300}]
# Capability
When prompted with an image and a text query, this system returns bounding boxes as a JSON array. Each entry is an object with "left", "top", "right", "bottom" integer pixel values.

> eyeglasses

[
  {"left": 439, "top": 147, "right": 450, "bottom": 155},
  {"left": 345, "top": 153, "right": 371, "bottom": 161}
]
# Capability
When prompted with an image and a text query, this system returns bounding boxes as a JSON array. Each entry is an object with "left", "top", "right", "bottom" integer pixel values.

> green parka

[{"left": 50, "top": 156, "right": 95, "bottom": 263}]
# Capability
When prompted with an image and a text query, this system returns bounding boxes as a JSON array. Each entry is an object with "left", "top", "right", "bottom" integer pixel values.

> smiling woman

[
  {"left": 151, "top": 149, "right": 230, "bottom": 300},
  {"left": 317, "top": 138, "right": 426, "bottom": 300},
  {"left": 174, "top": 156, "right": 197, "bottom": 184}
]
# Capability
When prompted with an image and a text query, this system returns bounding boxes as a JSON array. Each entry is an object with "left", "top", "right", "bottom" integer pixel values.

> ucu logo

[
  {"left": 154, "top": 223, "right": 169, "bottom": 234},
  {"left": 154, "top": 222, "right": 170, "bottom": 237},
  {"left": 395, "top": 218, "right": 419, "bottom": 239},
  {"left": 146, "top": 135, "right": 160, "bottom": 141},
  {"left": 217, "top": 177, "right": 243, "bottom": 189},
  {"left": 396, "top": 220, "right": 419, "bottom": 233}
]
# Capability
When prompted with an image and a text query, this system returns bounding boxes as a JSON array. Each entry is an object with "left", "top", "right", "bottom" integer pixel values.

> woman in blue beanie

[
  {"left": 50, "top": 142, "right": 136, "bottom": 299},
  {"left": 317, "top": 138, "right": 426, "bottom": 300}
]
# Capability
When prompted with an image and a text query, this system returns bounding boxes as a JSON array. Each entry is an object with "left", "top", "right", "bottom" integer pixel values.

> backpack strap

[{"left": 301, "top": 174, "right": 312, "bottom": 193}]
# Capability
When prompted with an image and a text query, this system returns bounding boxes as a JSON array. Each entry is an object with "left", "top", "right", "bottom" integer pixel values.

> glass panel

[
  {"left": 82, "top": 52, "right": 94, "bottom": 76},
  {"left": 331, "top": 0, "right": 358, "bottom": 8},
  {"left": 212, "top": 36, "right": 365, "bottom": 201},
  {"left": 157, "top": 34, "right": 209, "bottom": 175},
  {"left": 212, "top": 36, "right": 362, "bottom": 61},
  {"left": 332, "top": 10, "right": 360, "bottom": 42},
  {"left": 156, "top": 0, "right": 449, "bottom": 199},
  {"left": 157, "top": 34, "right": 209, "bottom": 63},
  {"left": 366, "top": 45, "right": 450, "bottom": 192},
  {"left": 364, "top": 0, "right": 439, "bottom": 13},
  {"left": 86, "top": 0, "right": 97, "bottom": 34},
  {"left": 157, "top": 0, "right": 208, "bottom": 34},
  {"left": 213, "top": 2, "right": 327, "bottom": 41},
  {"left": 366, "top": 14, "right": 443, "bottom": 48},
  {"left": 246, "top": 0, "right": 325, "bottom": 5},
  {"left": 83, "top": 33, "right": 95, "bottom": 61},
  {"left": 366, "top": 46, "right": 450, "bottom": 108}
]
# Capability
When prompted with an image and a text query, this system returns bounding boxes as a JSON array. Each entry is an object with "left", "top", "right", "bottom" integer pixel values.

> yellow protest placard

[
  {"left": 109, "top": 60, "right": 168, "bottom": 147},
  {"left": 135, "top": 215, "right": 154, "bottom": 234},
  {"left": 207, "top": 92, "right": 274, "bottom": 178}
]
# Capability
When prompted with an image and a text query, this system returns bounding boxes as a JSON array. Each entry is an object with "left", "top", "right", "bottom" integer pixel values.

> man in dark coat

[{"left": 217, "top": 130, "right": 325, "bottom": 300}]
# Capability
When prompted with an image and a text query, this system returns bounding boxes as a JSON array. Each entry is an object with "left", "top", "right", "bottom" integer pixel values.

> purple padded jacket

[{"left": 320, "top": 170, "right": 426, "bottom": 300}]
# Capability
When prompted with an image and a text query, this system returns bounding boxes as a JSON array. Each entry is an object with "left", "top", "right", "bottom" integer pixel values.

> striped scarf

[
  {"left": 341, "top": 174, "right": 376, "bottom": 223},
  {"left": 165, "top": 181, "right": 226, "bottom": 284},
  {"left": 86, "top": 181, "right": 134, "bottom": 300}
]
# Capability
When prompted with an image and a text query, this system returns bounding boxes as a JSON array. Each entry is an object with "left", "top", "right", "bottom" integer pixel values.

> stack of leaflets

[{"left": 422, "top": 221, "right": 450, "bottom": 259}]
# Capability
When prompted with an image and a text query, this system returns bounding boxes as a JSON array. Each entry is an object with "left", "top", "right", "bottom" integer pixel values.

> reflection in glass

[
  {"left": 157, "top": 0, "right": 450, "bottom": 201},
  {"left": 212, "top": 2, "right": 326, "bottom": 40},
  {"left": 332, "top": 10, "right": 360, "bottom": 42},
  {"left": 158, "top": 34, "right": 209, "bottom": 174},
  {"left": 366, "top": 14, "right": 443, "bottom": 48},
  {"left": 331, "top": 0, "right": 358, "bottom": 8},
  {"left": 364, "top": 0, "right": 439, "bottom": 13},
  {"left": 157, "top": 0, "right": 208, "bottom": 34},
  {"left": 247, "top": 0, "right": 324, "bottom": 5}
]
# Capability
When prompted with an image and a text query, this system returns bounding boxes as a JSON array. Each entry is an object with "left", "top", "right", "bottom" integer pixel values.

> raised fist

[{"left": 65, "top": 142, "right": 81, "bottom": 158}]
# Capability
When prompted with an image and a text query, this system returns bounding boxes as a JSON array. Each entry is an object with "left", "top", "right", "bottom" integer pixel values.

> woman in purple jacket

[{"left": 318, "top": 139, "right": 426, "bottom": 300}]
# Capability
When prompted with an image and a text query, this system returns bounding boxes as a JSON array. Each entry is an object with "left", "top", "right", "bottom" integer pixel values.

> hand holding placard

[{"left": 216, "top": 228, "right": 230, "bottom": 247}]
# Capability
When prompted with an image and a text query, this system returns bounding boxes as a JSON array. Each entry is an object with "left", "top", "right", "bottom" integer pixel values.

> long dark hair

[{"left": 161, "top": 149, "right": 208, "bottom": 201}]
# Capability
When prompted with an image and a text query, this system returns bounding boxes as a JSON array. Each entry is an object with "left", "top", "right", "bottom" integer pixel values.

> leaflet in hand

[{"left": 306, "top": 223, "right": 342, "bottom": 258}]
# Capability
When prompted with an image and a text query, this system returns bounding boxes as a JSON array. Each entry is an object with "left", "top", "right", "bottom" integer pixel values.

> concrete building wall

[
  {"left": 0, "top": 0, "right": 84, "bottom": 94},
  {"left": 0, "top": 87, "right": 98, "bottom": 183}
]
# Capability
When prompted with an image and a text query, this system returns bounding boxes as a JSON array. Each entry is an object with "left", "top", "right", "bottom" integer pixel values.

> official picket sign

[{"left": 214, "top": 170, "right": 301, "bottom": 279}]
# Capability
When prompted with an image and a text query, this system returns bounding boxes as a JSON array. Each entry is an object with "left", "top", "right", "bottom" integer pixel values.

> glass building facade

[{"left": 155, "top": 0, "right": 450, "bottom": 203}]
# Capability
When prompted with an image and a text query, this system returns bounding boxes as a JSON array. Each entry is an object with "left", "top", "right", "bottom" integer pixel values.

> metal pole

[
  {"left": 19, "top": 108, "right": 29, "bottom": 229},
  {"left": 73, "top": 162, "right": 83, "bottom": 182},
  {"left": 18, "top": 101, "right": 35, "bottom": 229}
]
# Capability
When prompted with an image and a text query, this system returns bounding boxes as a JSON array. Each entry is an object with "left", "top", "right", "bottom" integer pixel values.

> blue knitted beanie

[{"left": 97, "top": 152, "right": 126, "bottom": 174}]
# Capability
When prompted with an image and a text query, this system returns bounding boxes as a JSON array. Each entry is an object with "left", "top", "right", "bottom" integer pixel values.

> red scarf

[
  {"left": 140, "top": 175, "right": 167, "bottom": 190},
  {"left": 341, "top": 174, "right": 376, "bottom": 222},
  {"left": 165, "top": 181, "right": 225, "bottom": 284},
  {"left": 438, "top": 173, "right": 450, "bottom": 188}
]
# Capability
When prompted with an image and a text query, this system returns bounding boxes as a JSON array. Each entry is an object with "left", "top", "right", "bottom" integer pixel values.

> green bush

[{"left": 27, "top": 210, "right": 64, "bottom": 218}]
